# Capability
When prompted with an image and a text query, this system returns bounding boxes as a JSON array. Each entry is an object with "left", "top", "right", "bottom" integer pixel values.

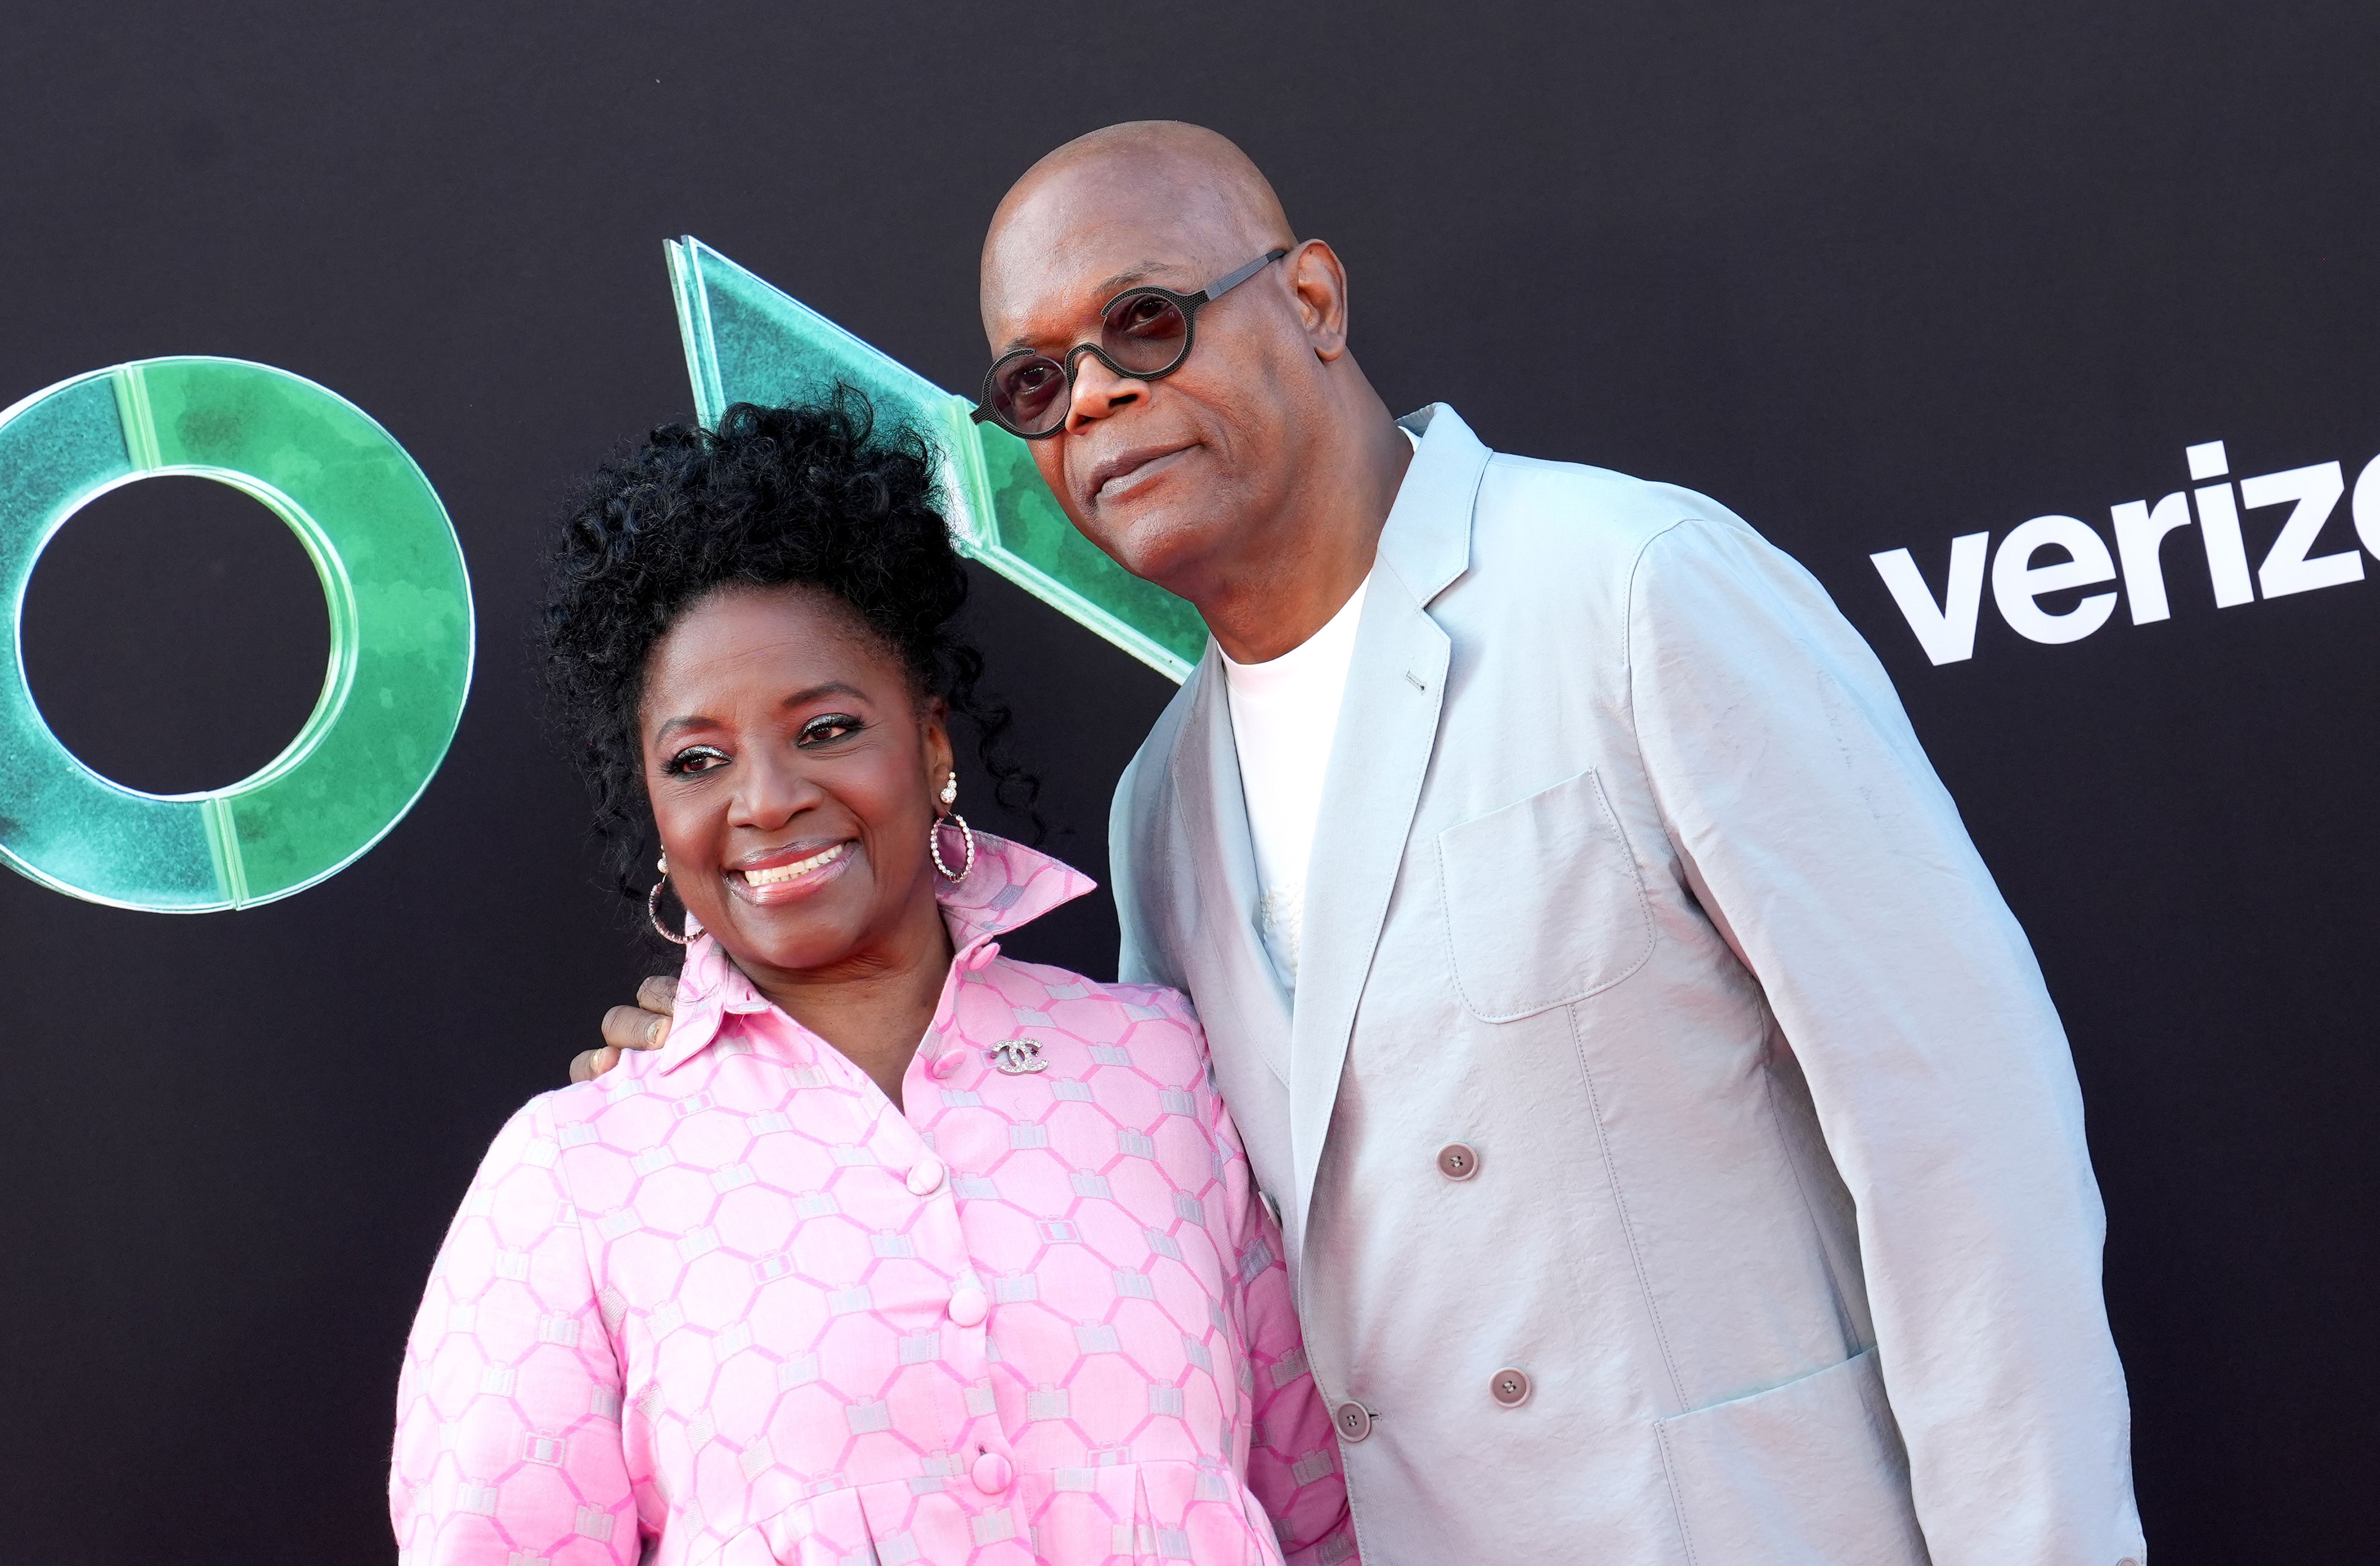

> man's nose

[{"left": 1066, "top": 353, "right": 1147, "bottom": 432}]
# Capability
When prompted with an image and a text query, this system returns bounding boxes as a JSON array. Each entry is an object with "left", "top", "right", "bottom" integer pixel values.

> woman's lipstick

[{"left": 727, "top": 840, "right": 854, "bottom": 904}]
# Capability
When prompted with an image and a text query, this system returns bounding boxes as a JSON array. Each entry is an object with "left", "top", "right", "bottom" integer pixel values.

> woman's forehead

[{"left": 644, "top": 584, "right": 904, "bottom": 708}]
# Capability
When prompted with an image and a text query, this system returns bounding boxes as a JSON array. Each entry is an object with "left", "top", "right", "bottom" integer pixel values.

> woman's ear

[{"left": 920, "top": 697, "right": 955, "bottom": 801}]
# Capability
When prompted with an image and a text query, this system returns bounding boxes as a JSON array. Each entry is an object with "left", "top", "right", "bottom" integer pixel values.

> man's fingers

[
  {"left": 603, "top": 1003, "right": 671, "bottom": 1052},
  {"left": 569, "top": 1046, "right": 620, "bottom": 1084},
  {"left": 636, "top": 974, "right": 679, "bottom": 1015}
]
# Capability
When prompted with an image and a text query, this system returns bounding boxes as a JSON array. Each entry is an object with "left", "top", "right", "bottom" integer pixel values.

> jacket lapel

[
  {"left": 1169, "top": 651, "right": 1295, "bottom": 1087},
  {"left": 1286, "top": 405, "right": 1490, "bottom": 1243}
]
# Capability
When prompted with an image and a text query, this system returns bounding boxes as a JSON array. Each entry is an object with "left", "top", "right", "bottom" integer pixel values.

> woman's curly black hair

[{"left": 541, "top": 387, "right": 1037, "bottom": 906}]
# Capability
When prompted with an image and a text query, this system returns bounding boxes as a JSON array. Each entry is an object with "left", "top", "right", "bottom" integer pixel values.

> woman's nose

[{"left": 729, "top": 749, "right": 819, "bottom": 829}]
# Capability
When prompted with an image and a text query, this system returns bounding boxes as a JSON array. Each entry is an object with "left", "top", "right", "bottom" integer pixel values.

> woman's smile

[{"left": 726, "top": 837, "right": 857, "bottom": 905}]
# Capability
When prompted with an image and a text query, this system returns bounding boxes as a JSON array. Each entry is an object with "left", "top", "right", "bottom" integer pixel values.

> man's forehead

[
  {"left": 982, "top": 168, "right": 1259, "bottom": 333},
  {"left": 995, "top": 194, "right": 1223, "bottom": 275},
  {"left": 1003, "top": 233, "right": 1203, "bottom": 295}
]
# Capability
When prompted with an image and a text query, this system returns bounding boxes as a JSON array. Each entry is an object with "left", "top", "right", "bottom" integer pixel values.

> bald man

[{"left": 594, "top": 123, "right": 2145, "bottom": 1565}]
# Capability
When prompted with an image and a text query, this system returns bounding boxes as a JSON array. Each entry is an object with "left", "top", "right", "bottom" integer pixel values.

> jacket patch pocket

[
  {"left": 1436, "top": 767, "right": 1654, "bottom": 1021},
  {"left": 1656, "top": 1348, "right": 1929, "bottom": 1566}
]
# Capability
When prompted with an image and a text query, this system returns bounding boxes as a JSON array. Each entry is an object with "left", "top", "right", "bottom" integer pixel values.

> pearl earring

[
  {"left": 648, "top": 852, "right": 689, "bottom": 946},
  {"left": 939, "top": 773, "right": 958, "bottom": 807}
]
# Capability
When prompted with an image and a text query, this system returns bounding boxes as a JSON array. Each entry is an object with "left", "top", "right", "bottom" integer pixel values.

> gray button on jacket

[{"left": 1109, "top": 405, "right": 2146, "bottom": 1566}]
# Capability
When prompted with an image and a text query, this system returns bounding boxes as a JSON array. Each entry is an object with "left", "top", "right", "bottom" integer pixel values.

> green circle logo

[{"left": 0, "top": 357, "right": 473, "bottom": 912}]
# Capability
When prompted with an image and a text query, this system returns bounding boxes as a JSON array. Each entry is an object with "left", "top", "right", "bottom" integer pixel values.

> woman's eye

[
  {"left": 799, "top": 714, "right": 864, "bottom": 747},
  {"left": 664, "top": 746, "right": 730, "bottom": 776}
]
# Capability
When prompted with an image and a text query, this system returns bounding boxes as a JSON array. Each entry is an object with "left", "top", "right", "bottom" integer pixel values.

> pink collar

[{"left": 649, "top": 833, "right": 1095, "bottom": 1075}]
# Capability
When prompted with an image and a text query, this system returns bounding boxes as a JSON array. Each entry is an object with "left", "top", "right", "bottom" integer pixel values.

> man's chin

[{"left": 1083, "top": 507, "right": 1225, "bottom": 600}]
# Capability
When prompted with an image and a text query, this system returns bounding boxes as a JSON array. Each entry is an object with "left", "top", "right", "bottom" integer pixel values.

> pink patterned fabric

[{"left": 393, "top": 837, "right": 1357, "bottom": 1566}]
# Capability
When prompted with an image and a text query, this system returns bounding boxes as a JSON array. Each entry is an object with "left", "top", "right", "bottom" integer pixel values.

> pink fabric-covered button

[
  {"left": 967, "top": 941, "right": 1001, "bottom": 970},
  {"left": 970, "top": 1451, "right": 1013, "bottom": 1494},
  {"left": 905, "top": 1160, "right": 944, "bottom": 1196},
  {"left": 928, "top": 1051, "right": 960, "bottom": 1079},
  {"left": 948, "top": 1286, "right": 988, "bottom": 1327}
]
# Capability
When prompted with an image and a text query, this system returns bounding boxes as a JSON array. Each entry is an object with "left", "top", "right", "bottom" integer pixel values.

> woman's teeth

[{"left": 742, "top": 842, "right": 849, "bottom": 886}]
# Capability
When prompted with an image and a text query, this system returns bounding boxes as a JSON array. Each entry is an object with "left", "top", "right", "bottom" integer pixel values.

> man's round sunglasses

[{"left": 971, "top": 248, "right": 1291, "bottom": 439}]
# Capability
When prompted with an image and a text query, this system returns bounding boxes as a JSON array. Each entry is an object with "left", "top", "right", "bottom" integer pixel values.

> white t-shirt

[
  {"left": 1220, "top": 575, "right": 1370, "bottom": 991},
  {"left": 1221, "top": 427, "right": 1419, "bottom": 993}
]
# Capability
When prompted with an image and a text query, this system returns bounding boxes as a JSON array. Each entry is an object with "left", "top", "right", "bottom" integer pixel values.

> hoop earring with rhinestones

[
  {"left": 648, "top": 852, "right": 691, "bottom": 945},
  {"left": 930, "top": 813, "right": 975, "bottom": 882}
]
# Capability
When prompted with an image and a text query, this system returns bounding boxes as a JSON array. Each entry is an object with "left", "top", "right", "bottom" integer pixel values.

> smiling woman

[
  {"left": 539, "top": 392, "right": 1032, "bottom": 923},
  {"left": 637, "top": 580, "right": 961, "bottom": 1098},
  {"left": 388, "top": 392, "right": 1357, "bottom": 1566}
]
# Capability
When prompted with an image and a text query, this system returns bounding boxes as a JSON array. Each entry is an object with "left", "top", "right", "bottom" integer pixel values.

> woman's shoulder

[
  {"left": 972, "top": 956, "right": 1207, "bottom": 1072},
  {"left": 461, "top": 1071, "right": 655, "bottom": 1174},
  {"left": 466, "top": 1083, "right": 580, "bottom": 1161},
  {"left": 984, "top": 954, "right": 1200, "bottom": 1031},
  {"left": 977, "top": 960, "right": 1224, "bottom": 1122}
]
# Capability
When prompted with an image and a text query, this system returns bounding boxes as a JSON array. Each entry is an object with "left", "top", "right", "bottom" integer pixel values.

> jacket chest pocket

[{"left": 1436, "top": 766, "right": 1656, "bottom": 1021}]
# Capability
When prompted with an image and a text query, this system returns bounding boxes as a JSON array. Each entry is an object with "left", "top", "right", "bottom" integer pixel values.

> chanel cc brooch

[{"left": 988, "top": 1038, "right": 1048, "bottom": 1075}]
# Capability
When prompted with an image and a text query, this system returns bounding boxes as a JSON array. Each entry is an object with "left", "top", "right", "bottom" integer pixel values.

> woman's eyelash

[
  {"left": 800, "top": 714, "right": 864, "bottom": 745},
  {"left": 663, "top": 717, "right": 859, "bottom": 773}
]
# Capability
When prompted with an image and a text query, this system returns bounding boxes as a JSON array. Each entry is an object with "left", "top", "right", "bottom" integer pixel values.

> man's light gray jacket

[{"left": 1109, "top": 406, "right": 2145, "bottom": 1565}]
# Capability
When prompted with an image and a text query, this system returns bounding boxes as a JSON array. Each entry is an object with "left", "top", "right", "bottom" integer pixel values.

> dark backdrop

[{"left": 3, "top": 4, "right": 2374, "bottom": 1561}]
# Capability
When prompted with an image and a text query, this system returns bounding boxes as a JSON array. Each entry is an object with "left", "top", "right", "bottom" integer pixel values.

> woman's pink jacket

[{"left": 392, "top": 837, "right": 1358, "bottom": 1566}]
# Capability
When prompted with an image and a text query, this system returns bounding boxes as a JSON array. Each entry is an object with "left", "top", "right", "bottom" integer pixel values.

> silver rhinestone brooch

[{"left": 988, "top": 1038, "right": 1047, "bottom": 1075}]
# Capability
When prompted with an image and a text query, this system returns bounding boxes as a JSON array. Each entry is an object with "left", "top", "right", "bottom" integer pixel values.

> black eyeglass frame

[{"left": 970, "top": 248, "right": 1292, "bottom": 439}]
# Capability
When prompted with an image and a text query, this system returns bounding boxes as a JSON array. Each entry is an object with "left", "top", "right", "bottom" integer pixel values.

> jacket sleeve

[
  {"left": 1624, "top": 513, "right": 2144, "bottom": 1566},
  {"left": 1191, "top": 1004, "right": 1359, "bottom": 1566},
  {"left": 391, "top": 1097, "right": 637, "bottom": 1565}
]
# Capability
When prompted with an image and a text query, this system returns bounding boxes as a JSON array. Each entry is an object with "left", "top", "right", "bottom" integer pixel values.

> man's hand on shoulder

[{"left": 570, "top": 974, "right": 676, "bottom": 1083}]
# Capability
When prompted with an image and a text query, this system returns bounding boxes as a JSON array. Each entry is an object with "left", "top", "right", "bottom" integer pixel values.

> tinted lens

[
  {"left": 1101, "top": 290, "right": 1190, "bottom": 374},
  {"left": 991, "top": 352, "right": 1071, "bottom": 436}
]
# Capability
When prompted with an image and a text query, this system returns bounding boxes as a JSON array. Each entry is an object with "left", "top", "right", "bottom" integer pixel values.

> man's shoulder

[{"left": 1475, "top": 450, "right": 1752, "bottom": 566}]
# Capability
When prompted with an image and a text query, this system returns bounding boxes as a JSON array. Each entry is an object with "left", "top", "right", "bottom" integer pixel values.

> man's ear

[{"left": 1289, "top": 239, "right": 1352, "bottom": 362}]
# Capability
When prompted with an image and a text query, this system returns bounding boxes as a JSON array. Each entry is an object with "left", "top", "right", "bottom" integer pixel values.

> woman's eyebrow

[
  {"left": 783, "top": 682, "right": 866, "bottom": 708},
  {"left": 651, "top": 684, "right": 868, "bottom": 741}
]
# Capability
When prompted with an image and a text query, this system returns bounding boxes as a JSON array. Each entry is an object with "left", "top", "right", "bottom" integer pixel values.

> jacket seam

[
  {"left": 1653, "top": 1419, "right": 1702, "bottom": 1566},
  {"left": 1757, "top": 1021, "right": 1869, "bottom": 1360},
  {"left": 1566, "top": 1003, "right": 1690, "bottom": 1412},
  {"left": 1617, "top": 515, "right": 1695, "bottom": 723}
]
